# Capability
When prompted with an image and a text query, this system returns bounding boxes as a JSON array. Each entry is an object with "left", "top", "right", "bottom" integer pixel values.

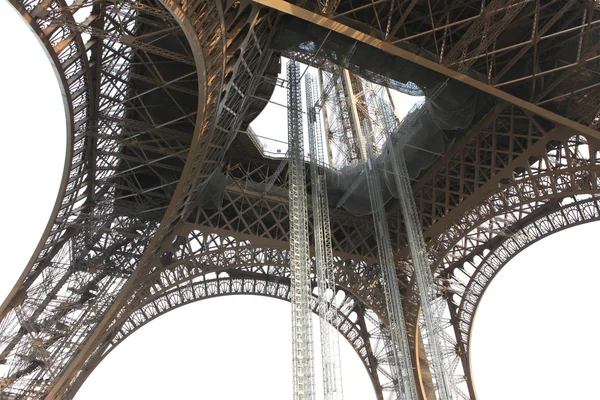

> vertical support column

[
  {"left": 355, "top": 308, "right": 384, "bottom": 400},
  {"left": 305, "top": 72, "right": 344, "bottom": 400},
  {"left": 379, "top": 87, "right": 455, "bottom": 400},
  {"left": 337, "top": 67, "right": 362, "bottom": 162},
  {"left": 287, "top": 59, "right": 315, "bottom": 400},
  {"left": 342, "top": 69, "right": 418, "bottom": 400},
  {"left": 317, "top": 69, "right": 335, "bottom": 167},
  {"left": 447, "top": 300, "right": 477, "bottom": 400}
]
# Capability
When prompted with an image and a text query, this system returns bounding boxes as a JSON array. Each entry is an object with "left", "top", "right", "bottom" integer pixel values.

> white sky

[
  {"left": 1, "top": 1, "right": 599, "bottom": 399},
  {"left": 249, "top": 63, "right": 423, "bottom": 166}
]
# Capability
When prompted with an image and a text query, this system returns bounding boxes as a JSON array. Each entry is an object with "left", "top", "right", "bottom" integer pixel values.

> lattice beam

[{"left": 255, "top": 0, "right": 600, "bottom": 138}]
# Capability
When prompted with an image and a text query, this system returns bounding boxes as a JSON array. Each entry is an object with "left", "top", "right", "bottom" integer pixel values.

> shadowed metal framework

[{"left": 1, "top": 0, "right": 600, "bottom": 399}]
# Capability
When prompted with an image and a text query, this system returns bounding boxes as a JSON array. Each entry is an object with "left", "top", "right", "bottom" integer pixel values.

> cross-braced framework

[
  {"left": 287, "top": 59, "right": 316, "bottom": 400},
  {"left": 2, "top": 0, "right": 600, "bottom": 399},
  {"left": 305, "top": 72, "right": 344, "bottom": 400}
]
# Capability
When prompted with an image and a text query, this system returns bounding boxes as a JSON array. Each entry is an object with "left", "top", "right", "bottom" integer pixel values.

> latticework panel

[
  {"left": 271, "top": 0, "right": 600, "bottom": 133},
  {"left": 454, "top": 195, "right": 600, "bottom": 369},
  {"left": 0, "top": 0, "right": 278, "bottom": 397}
]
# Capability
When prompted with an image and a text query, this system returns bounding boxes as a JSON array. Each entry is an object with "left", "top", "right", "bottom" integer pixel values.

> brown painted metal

[
  {"left": 2, "top": 0, "right": 600, "bottom": 399},
  {"left": 253, "top": 0, "right": 600, "bottom": 138}
]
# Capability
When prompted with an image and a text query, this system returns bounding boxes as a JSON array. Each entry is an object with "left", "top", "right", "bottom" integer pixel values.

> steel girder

[
  {"left": 431, "top": 131, "right": 600, "bottom": 396},
  {"left": 221, "top": 1, "right": 600, "bottom": 395},
  {"left": 48, "top": 0, "right": 279, "bottom": 394},
  {"left": 454, "top": 195, "right": 600, "bottom": 372},
  {"left": 430, "top": 130, "right": 600, "bottom": 275},
  {"left": 3, "top": 0, "right": 600, "bottom": 399},
  {"left": 254, "top": 0, "right": 600, "bottom": 138},
  {"left": 58, "top": 226, "right": 405, "bottom": 399},
  {"left": 407, "top": 118, "right": 600, "bottom": 397},
  {"left": 0, "top": 0, "right": 277, "bottom": 397}
]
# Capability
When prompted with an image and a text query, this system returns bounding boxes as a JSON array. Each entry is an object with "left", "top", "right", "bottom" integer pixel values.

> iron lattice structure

[{"left": 1, "top": 0, "right": 600, "bottom": 399}]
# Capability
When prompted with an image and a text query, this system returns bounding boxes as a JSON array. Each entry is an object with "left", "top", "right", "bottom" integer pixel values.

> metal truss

[
  {"left": 340, "top": 70, "right": 417, "bottom": 399},
  {"left": 428, "top": 131, "right": 600, "bottom": 397},
  {"left": 305, "top": 71, "right": 344, "bottom": 400},
  {"left": 430, "top": 130, "right": 600, "bottom": 275},
  {"left": 55, "top": 224, "right": 406, "bottom": 399},
  {"left": 319, "top": 66, "right": 363, "bottom": 168},
  {"left": 449, "top": 195, "right": 600, "bottom": 387},
  {"left": 53, "top": 7, "right": 279, "bottom": 397},
  {"left": 1, "top": 0, "right": 277, "bottom": 396},
  {"left": 267, "top": 5, "right": 600, "bottom": 393},
  {"left": 411, "top": 104, "right": 548, "bottom": 236},
  {"left": 370, "top": 85, "right": 454, "bottom": 399},
  {"left": 256, "top": 0, "right": 600, "bottom": 138},
  {"left": 136, "top": 226, "right": 385, "bottom": 314},
  {"left": 393, "top": 110, "right": 599, "bottom": 397},
  {"left": 5, "top": 0, "right": 600, "bottom": 399},
  {"left": 287, "top": 59, "right": 316, "bottom": 400},
  {"left": 1, "top": 0, "right": 167, "bottom": 396},
  {"left": 193, "top": 177, "right": 384, "bottom": 262}
]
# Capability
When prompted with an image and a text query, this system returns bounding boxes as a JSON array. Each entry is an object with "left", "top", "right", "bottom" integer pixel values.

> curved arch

[
  {"left": 44, "top": 0, "right": 224, "bottom": 394},
  {"left": 451, "top": 195, "right": 600, "bottom": 386},
  {"left": 0, "top": 0, "right": 91, "bottom": 320},
  {"left": 141, "top": 228, "right": 387, "bottom": 317},
  {"left": 431, "top": 134, "right": 600, "bottom": 273},
  {"left": 115, "top": 277, "right": 373, "bottom": 383},
  {"left": 58, "top": 227, "right": 398, "bottom": 399},
  {"left": 403, "top": 134, "right": 600, "bottom": 400},
  {"left": 53, "top": 8, "right": 286, "bottom": 399},
  {"left": 64, "top": 274, "right": 398, "bottom": 400},
  {"left": 0, "top": 0, "right": 213, "bottom": 396},
  {"left": 0, "top": 1, "right": 282, "bottom": 398}
]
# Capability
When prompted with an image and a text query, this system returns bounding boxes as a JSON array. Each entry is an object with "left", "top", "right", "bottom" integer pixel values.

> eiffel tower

[{"left": 1, "top": 0, "right": 599, "bottom": 399}]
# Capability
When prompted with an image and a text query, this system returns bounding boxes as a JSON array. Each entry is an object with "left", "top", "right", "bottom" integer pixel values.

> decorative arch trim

[
  {"left": 68, "top": 275, "right": 399, "bottom": 400},
  {"left": 453, "top": 195, "right": 600, "bottom": 381}
]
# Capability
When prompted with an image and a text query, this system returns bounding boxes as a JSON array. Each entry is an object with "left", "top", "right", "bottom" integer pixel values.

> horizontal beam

[{"left": 253, "top": 0, "right": 600, "bottom": 140}]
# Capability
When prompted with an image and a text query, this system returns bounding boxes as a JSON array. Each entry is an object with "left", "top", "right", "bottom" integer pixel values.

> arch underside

[
  {"left": 59, "top": 181, "right": 600, "bottom": 400},
  {"left": 0, "top": 0, "right": 276, "bottom": 396},
  {"left": 58, "top": 226, "right": 400, "bottom": 399},
  {"left": 108, "top": 275, "right": 399, "bottom": 400},
  {"left": 1, "top": 0, "right": 205, "bottom": 394},
  {"left": 440, "top": 132, "right": 600, "bottom": 387},
  {"left": 66, "top": 101, "right": 600, "bottom": 400},
  {"left": 455, "top": 195, "right": 600, "bottom": 370},
  {"left": 2, "top": 0, "right": 600, "bottom": 399}
]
